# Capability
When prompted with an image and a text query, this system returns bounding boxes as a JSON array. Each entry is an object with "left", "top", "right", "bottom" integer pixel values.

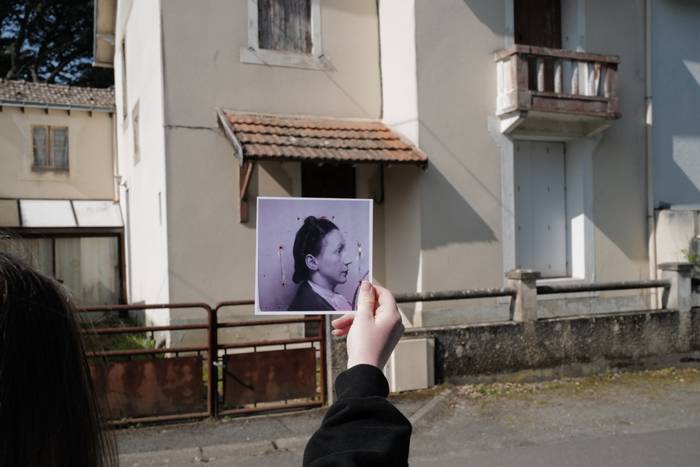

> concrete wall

[
  {"left": 331, "top": 308, "right": 700, "bottom": 385},
  {"left": 651, "top": 0, "right": 700, "bottom": 207},
  {"left": 159, "top": 0, "right": 383, "bottom": 323},
  {"left": 586, "top": 0, "right": 649, "bottom": 282},
  {"left": 0, "top": 107, "right": 115, "bottom": 200},
  {"left": 114, "top": 0, "right": 171, "bottom": 330}
]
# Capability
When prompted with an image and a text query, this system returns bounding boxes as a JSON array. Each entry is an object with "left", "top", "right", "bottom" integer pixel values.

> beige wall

[
  {"left": 0, "top": 107, "right": 115, "bottom": 200},
  {"left": 160, "top": 0, "right": 383, "bottom": 313},
  {"left": 586, "top": 0, "right": 649, "bottom": 281},
  {"left": 413, "top": 0, "right": 506, "bottom": 295},
  {"left": 161, "top": 0, "right": 381, "bottom": 126}
]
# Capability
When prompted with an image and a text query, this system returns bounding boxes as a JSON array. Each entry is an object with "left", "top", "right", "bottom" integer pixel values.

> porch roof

[{"left": 217, "top": 110, "right": 427, "bottom": 168}]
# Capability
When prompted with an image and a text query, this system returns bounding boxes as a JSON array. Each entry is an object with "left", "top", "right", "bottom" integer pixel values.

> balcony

[{"left": 495, "top": 45, "right": 621, "bottom": 140}]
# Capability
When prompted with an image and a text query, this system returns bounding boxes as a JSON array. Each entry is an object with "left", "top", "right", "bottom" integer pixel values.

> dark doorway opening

[
  {"left": 515, "top": 0, "right": 562, "bottom": 92},
  {"left": 301, "top": 162, "right": 356, "bottom": 336},
  {"left": 301, "top": 163, "right": 356, "bottom": 198},
  {"left": 514, "top": 0, "right": 562, "bottom": 48}
]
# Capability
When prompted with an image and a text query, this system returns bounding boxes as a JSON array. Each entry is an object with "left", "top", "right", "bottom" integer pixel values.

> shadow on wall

[
  {"left": 461, "top": 0, "right": 507, "bottom": 36},
  {"left": 421, "top": 165, "right": 497, "bottom": 250},
  {"left": 654, "top": 61, "right": 700, "bottom": 206}
]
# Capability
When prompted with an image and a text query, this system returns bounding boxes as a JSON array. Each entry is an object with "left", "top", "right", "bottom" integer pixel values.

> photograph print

[{"left": 255, "top": 197, "right": 373, "bottom": 314}]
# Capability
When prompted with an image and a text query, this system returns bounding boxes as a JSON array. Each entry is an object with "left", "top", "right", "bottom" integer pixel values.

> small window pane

[
  {"left": 258, "top": 0, "right": 311, "bottom": 53},
  {"left": 0, "top": 237, "right": 54, "bottom": 277},
  {"left": 32, "top": 127, "right": 49, "bottom": 167},
  {"left": 52, "top": 127, "right": 69, "bottom": 169},
  {"left": 19, "top": 200, "right": 77, "bottom": 227},
  {"left": 55, "top": 237, "right": 121, "bottom": 306}
]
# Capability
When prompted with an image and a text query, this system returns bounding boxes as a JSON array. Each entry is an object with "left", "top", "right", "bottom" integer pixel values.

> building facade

[
  {"left": 94, "top": 0, "right": 699, "bottom": 344},
  {"left": 0, "top": 79, "right": 124, "bottom": 306}
]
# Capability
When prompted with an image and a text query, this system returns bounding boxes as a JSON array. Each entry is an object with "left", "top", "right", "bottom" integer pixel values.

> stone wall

[{"left": 329, "top": 308, "right": 700, "bottom": 391}]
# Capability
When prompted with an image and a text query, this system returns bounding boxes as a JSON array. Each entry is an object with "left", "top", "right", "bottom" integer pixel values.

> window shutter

[
  {"left": 258, "top": 0, "right": 312, "bottom": 53},
  {"left": 32, "top": 127, "right": 49, "bottom": 167},
  {"left": 52, "top": 127, "right": 69, "bottom": 169}
]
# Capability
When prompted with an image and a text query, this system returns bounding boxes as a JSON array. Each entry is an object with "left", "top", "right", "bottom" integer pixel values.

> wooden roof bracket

[
  {"left": 216, "top": 108, "right": 254, "bottom": 222},
  {"left": 239, "top": 161, "right": 255, "bottom": 223}
]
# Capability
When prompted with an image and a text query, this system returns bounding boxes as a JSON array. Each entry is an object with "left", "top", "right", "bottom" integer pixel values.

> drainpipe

[{"left": 644, "top": 0, "right": 658, "bottom": 306}]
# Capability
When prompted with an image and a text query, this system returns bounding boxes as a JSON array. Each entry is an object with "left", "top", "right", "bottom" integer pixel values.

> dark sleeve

[{"left": 303, "top": 364, "right": 412, "bottom": 467}]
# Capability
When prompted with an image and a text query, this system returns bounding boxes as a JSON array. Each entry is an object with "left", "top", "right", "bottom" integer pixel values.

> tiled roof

[
  {"left": 0, "top": 79, "right": 114, "bottom": 110},
  {"left": 221, "top": 111, "right": 427, "bottom": 166}
]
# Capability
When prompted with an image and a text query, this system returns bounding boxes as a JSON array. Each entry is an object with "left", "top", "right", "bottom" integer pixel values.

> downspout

[{"left": 644, "top": 0, "right": 658, "bottom": 306}]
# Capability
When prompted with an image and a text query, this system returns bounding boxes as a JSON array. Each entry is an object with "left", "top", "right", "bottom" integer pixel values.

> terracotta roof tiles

[
  {"left": 0, "top": 79, "right": 114, "bottom": 110},
  {"left": 222, "top": 111, "right": 427, "bottom": 166}
]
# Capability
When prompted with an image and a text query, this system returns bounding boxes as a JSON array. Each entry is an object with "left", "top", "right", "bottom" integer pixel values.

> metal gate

[{"left": 81, "top": 301, "right": 326, "bottom": 426}]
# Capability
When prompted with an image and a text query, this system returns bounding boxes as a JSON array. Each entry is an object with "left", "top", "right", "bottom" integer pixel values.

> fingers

[
  {"left": 331, "top": 313, "right": 354, "bottom": 329},
  {"left": 372, "top": 284, "right": 399, "bottom": 322},
  {"left": 355, "top": 280, "right": 375, "bottom": 321},
  {"left": 331, "top": 327, "right": 350, "bottom": 337}
]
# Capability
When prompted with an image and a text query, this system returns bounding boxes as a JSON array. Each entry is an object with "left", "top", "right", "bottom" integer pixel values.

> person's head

[
  {"left": 0, "top": 252, "right": 116, "bottom": 467},
  {"left": 292, "top": 216, "right": 351, "bottom": 289}
]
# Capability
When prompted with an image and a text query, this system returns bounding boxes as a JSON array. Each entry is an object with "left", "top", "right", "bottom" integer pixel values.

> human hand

[{"left": 331, "top": 281, "right": 404, "bottom": 370}]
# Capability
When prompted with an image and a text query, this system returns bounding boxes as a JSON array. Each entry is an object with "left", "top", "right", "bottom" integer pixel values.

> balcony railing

[{"left": 495, "top": 45, "right": 620, "bottom": 128}]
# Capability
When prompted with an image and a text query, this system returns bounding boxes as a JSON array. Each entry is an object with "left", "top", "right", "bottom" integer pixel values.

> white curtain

[
  {"left": 55, "top": 237, "right": 120, "bottom": 306},
  {"left": 32, "top": 127, "right": 49, "bottom": 167},
  {"left": 0, "top": 238, "right": 53, "bottom": 275},
  {"left": 52, "top": 127, "right": 69, "bottom": 168}
]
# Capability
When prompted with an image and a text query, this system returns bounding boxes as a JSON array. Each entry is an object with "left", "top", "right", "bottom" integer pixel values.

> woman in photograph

[{"left": 288, "top": 216, "right": 355, "bottom": 312}]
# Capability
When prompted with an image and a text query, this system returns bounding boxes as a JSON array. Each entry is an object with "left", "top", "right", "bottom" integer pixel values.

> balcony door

[{"left": 514, "top": 0, "right": 562, "bottom": 48}]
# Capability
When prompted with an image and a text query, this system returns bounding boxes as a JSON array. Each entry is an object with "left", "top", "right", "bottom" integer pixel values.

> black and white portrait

[{"left": 255, "top": 197, "right": 372, "bottom": 314}]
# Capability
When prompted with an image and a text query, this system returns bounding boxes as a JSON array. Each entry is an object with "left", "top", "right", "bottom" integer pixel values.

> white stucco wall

[
  {"left": 114, "top": 0, "right": 171, "bottom": 329},
  {"left": 651, "top": 0, "right": 700, "bottom": 207}
]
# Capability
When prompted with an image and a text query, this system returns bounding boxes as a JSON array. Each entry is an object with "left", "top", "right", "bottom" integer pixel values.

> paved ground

[{"left": 117, "top": 366, "right": 700, "bottom": 466}]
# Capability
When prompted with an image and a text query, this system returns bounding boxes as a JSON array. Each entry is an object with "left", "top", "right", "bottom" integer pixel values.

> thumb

[{"left": 355, "top": 281, "right": 375, "bottom": 321}]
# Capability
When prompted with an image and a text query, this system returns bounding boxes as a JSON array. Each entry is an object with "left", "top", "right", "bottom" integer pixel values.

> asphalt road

[{"left": 118, "top": 367, "right": 700, "bottom": 466}]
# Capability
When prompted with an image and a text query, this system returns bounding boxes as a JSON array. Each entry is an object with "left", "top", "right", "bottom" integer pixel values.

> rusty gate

[{"left": 81, "top": 301, "right": 326, "bottom": 426}]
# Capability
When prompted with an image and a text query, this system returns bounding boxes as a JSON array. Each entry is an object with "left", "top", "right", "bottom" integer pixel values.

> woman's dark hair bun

[{"left": 292, "top": 216, "right": 339, "bottom": 284}]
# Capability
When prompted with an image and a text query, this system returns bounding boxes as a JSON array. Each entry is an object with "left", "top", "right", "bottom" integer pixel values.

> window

[
  {"left": 0, "top": 234, "right": 124, "bottom": 306},
  {"left": 514, "top": 141, "right": 568, "bottom": 278},
  {"left": 121, "top": 38, "right": 128, "bottom": 121},
  {"left": 132, "top": 101, "right": 140, "bottom": 163},
  {"left": 258, "top": 0, "right": 311, "bottom": 53},
  {"left": 32, "top": 126, "right": 69, "bottom": 170},
  {"left": 240, "top": 0, "right": 331, "bottom": 70}
]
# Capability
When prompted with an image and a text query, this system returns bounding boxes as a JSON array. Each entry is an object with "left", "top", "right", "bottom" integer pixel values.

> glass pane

[
  {"left": 32, "top": 127, "right": 48, "bottom": 167},
  {"left": 55, "top": 237, "right": 121, "bottom": 306},
  {"left": 52, "top": 127, "right": 69, "bottom": 168},
  {"left": 0, "top": 237, "right": 54, "bottom": 276},
  {"left": 19, "top": 200, "right": 76, "bottom": 227}
]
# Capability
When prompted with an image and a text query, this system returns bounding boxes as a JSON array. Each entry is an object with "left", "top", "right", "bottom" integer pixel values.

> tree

[{"left": 0, "top": 0, "right": 113, "bottom": 87}]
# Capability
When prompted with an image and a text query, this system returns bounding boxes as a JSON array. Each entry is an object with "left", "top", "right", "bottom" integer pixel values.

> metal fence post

[
  {"left": 506, "top": 269, "right": 541, "bottom": 322},
  {"left": 207, "top": 305, "right": 219, "bottom": 418}
]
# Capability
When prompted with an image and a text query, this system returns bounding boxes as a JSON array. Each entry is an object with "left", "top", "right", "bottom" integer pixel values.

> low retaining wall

[{"left": 330, "top": 308, "right": 700, "bottom": 388}]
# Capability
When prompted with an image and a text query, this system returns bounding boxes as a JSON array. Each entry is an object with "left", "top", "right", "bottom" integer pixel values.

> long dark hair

[
  {"left": 292, "top": 216, "right": 339, "bottom": 284},
  {"left": 0, "top": 253, "right": 117, "bottom": 467}
]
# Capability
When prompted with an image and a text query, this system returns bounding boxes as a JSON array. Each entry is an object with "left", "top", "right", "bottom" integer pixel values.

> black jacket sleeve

[{"left": 303, "top": 364, "right": 412, "bottom": 466}]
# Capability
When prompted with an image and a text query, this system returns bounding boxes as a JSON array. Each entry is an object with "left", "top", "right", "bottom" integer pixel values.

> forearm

[{"left": 303, "top": 365, "right": 412, "bottom": 467}]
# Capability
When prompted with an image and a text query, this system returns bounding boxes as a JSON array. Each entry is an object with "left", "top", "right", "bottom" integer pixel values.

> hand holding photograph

[{"left": 255, "top": 197, "right": 372, "bottom": 314}]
